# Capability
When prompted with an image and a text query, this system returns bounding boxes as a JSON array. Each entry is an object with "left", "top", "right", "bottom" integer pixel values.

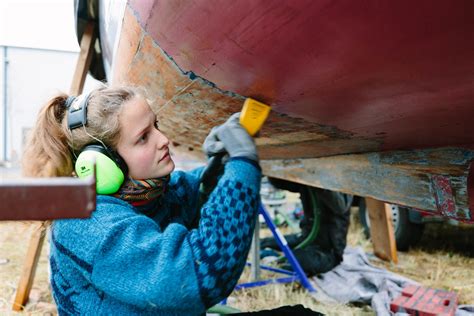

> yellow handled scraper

[{"left": 239, "top": 98, "right": 271, "bottom": 136}]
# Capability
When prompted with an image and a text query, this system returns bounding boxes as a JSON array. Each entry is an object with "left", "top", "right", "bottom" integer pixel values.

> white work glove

[{"left": 203, "top": 113, "right": 258, "bottom": 162}]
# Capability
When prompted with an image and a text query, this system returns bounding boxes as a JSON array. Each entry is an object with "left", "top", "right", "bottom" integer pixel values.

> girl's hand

[{"left": 202, "top": 113, "right": 258, "bottom": 162}]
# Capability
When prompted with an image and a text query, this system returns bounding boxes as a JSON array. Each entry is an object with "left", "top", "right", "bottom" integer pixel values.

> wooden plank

[
  {"left": 70, "top": 22, "right": 96, "bottom": 95},
  {"left": 12, "top": 222, "right": 48, "bottom": 311},
  {"left": 0, "top": 176, "right": 96, "bottom": 221},
  {"left": 365, "top": 198, "right": 398, "bottom": 263},
  {"left": 261, "top": 147, "right": 474, "bottom": 222}
]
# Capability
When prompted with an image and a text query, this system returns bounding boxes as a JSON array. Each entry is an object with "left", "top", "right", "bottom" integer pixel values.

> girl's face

[{"left": 116, "top": 96, "right": 175, "bottom": 179}]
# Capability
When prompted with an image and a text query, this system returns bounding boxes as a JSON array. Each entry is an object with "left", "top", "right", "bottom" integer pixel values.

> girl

[{"left": 23, "top": 86, "right": 261, "bottom": 315}]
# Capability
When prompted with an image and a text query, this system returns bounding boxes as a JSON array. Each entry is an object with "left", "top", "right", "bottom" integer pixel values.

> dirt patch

[{"left": 0, "top": 222, "right": 55, "bottom": 315}]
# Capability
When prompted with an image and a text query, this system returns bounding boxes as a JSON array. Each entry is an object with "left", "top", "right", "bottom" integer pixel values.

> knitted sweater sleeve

[
  {"left": 188, "top": 157, "right": 261, "bottom": 306},
  {"left": 90, "top": 158, "right": 261, "bottom": 310}
]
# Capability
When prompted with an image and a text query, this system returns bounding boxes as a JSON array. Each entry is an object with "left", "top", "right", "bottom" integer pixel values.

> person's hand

[
  {"left": 203, "top": 112, "right": 258, "bottom": 162},
  {"left": 202, "top": 126, "right": 225, "bottom": 156}
]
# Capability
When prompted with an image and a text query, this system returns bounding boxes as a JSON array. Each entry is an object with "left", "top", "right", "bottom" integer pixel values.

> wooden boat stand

[
  {"left": 2, "top": 20, "right": 397, "bottom": 311},
  {"left": 5, "top": 22, "right": 97, "bottom": 311},
  {"left": 365, "top": 198, "right": 398, "bottom": 263}
]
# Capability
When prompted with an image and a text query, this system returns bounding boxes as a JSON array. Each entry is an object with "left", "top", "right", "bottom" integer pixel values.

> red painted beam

[{"left": 0, "top": 177, "right": 96, "bottom": 220}]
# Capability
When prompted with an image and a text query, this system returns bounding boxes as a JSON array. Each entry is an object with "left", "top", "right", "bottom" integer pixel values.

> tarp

[{"left": 311, "top": 247, "right": 474, "bottom": 315}]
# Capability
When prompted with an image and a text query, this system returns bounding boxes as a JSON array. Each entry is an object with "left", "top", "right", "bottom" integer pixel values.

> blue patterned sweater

[{"left": 50, "top": 158, "right": 261, "bottom": 315}]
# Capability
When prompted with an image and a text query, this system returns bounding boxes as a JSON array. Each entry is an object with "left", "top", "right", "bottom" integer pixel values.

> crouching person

[{"left": 23, "top": 86, "right": 261, "bottom": 315}]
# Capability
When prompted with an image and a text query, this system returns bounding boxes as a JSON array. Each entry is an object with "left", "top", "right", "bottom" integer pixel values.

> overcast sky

[{"left": 0, "top": 0, "right": 79, "bottom": 51}]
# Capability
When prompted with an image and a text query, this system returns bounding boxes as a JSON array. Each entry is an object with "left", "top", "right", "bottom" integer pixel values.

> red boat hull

[
  {"left": 93, "top": 0, "right": 474, "bottom": 221},
  {"left": 126, "top": 0, "right": 474, "bottom": 153}
]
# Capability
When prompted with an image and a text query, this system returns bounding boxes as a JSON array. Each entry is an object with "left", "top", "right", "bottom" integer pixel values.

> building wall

[
  {"left": 0, "top": 46, "right": 100, "bottom": 164},
  {"left": 0, "top": 47, "right": 6, "bottom": 162}
]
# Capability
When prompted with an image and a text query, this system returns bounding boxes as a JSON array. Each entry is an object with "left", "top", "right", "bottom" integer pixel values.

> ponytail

[{"left": 22, "top": 94, "right": 74, "bottom": 177}]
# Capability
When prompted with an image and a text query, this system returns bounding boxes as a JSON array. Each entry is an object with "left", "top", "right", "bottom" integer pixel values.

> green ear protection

[
  {"left": 75, "top": 144, "right": 128, "bottom": 194},
  {"left": 66, "top": 93, "right": 128, "bottom": 194}
]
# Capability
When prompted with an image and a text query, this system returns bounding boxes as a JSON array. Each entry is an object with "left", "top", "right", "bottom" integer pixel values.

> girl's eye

[
  {"left": 154, "top": 120, "right": 160, "bottom": 130},
  {"left": 139, "top": 133, "right": 148, "bottom": 143}
]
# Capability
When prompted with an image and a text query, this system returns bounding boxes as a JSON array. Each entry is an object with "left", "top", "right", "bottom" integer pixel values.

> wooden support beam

[
  {"left": 261, "top": 147, "right": 474, "bottom": 222},
  {"left": 12, "top": 222, "right": 48, "bottom": 311},
  {"left": 70, "top": 22, "right": 96, "bottom": 95},
  {"left": 365, "top": 198, "right": 398, "bottom": 263}
]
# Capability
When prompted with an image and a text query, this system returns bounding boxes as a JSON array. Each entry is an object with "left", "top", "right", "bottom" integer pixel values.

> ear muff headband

[
  {"left": 67, "top": 93, "right": 91, "bottom": 130},
  {"left": 75, "top": 144, "right": 128, "bottom": 194}
]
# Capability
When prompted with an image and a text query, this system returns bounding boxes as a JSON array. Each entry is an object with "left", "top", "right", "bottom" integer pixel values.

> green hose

[
  {"left": 294, "top": 187, "right": 321, "bottom": 250},
  {"left": 275, "top": 186, "right": 321, "bottom": 263}
]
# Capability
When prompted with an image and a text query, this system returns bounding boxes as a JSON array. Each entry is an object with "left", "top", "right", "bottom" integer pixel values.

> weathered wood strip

[{"left": 261, "top": 148, "right": 474, "bottom": 222}]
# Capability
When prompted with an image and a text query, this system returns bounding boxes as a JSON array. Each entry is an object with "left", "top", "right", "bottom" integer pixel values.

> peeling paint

[
  {"left": 113, "top": 6, "right": 384, "bottom": 162},
  {"left": 431, "top": 175, "right": 459, "bottom": 219}
]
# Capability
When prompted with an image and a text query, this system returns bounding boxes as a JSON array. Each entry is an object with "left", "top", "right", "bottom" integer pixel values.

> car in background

[{"left": 356, "top": 197, "right": 471, "bottom": 251}]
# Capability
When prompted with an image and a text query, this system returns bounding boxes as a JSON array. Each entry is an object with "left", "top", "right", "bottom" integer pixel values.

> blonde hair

[{"left": 22, "top": 86, "right": 140, "bottom": 177}]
